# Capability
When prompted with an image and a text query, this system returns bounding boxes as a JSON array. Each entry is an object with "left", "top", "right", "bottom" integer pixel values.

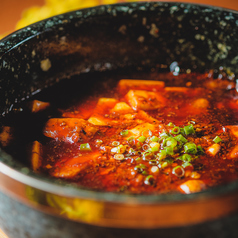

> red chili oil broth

[{"left": 1, "top": 69, "right": 238, "bottom": 194}]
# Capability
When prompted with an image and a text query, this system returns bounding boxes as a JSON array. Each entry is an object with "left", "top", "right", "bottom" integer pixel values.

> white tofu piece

[
  {"left": 207, "top": 144, "right": 221, "bottom": 156},
  {"left": 110, "top": 102, "right": 134, "bottom": 114},
  {"left": 118, "top": 79, "right": 164, "bottom": 93},
  {"left": 229, "top": 145, "right": 238, "bottom": 159},
  {"left": 192, "top": 98, "right": 209, "bottom": 109},
  {"left": 88, "top": 98, "right": 118, "bottom": 126},
  {"left": 226, "top": 125, "right": 238, "bottom": 138},
  {"left": 127, "top": 123, "right": 156, "bottom": 138},
  {"left": 88, "top": 116, "right": 108, "bottom": 126},
  {"left": 179, "top": 180, "right": 206, "bottom": 194},
  {"left": 43, "top": 118, "right": 98, "bottom": 143},
  {"left": 125, "top": 90, "right": 166, "bottom": 111},
  {"left": 51, "top": 151, "right": 100, "bottom": 178}
]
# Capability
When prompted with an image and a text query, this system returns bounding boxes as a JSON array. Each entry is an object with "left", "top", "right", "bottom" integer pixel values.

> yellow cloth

[{"left": 16, "top": 0, "right": 141, "bottom": 30}]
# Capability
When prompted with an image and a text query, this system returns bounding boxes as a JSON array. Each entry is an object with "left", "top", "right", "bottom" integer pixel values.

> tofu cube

[{"left": 125, "top": 90, "right": 165, "bottom": 111}]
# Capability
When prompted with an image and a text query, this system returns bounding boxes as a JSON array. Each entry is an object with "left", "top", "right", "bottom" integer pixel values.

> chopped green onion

[
  {"left": 114, "top": 154, "right": 125, "bottom": 160},
  {"left": 164, "top": 137, "right": 177, "bottom": 148},
  {"left": 213, "top": 136, "right": 222, "bottom": 143},
  {"left": 172, "top": 166, "right": 185, "bottom": 177},
  {"left": 142, "top": 151, "right": 154, "bottom": 160},
  {"left": 150, "top": 142, "right": 160, "bottom": 148},
  {"left": 128, "top": 148, "right": 134, "bottom": 154},
  {"left": 149, "top": 160, "right": 158, "bottom": 166},
  {"left": 197, "top": 145, "right": 205, "bottom": 154},
  {"left": 144, "top": 175, "right": 155, "bottom": 185},
  {"left": 150, "top": 136, "right": 159, "bottom": 142},
  {"left": 117, "top": 145, "right": 126, "bottom": 153},
  {"left": 127, "top": 136, "right": 135, "bottom": 146},
  {"left": 112, "top": 141, "right": 120, "bottom": 147},
  {"left": 136, "top": 142, "right": 142, "bottom": 149},
  {"left": 120, "top": 129, "right": 129, "bottom": 137},
  {"left": 134, "top": 164, "right": 147, "bottom": 173},
  {"left": 184, "top": 142, "right": 197, "bottom": 154},
  {"left": 164, "top": 157, "right": 174, "bottom": 164},
  {"left": 165, "top": 146, "right": 174, "bottom": 155},
  {"left": 157, "top": 150, "right": 167, "bottom": 160},
  {"left": 167, "top": 122, "right": 174, "bottom": 127},
  {"left": 171, "top": 126, "right": 180, "bottom": 134},
  {"left": 159, "top": 132, "right": 170, "bottom": 138},
  {"left": 184, "top": 124, "right": 195, "bottom": 135},
  {"left": 174, "top": 134, "right": 187, "bottom": 144},
  {"left": 142, "top": 144, "right": 150, "bottom": 151},
  {"left": 181, "top": 154, "right": 193, "bottom": 162},
  {"left": 150, "top": 146, "right": 159, "bottom": 152},
  {"left": 142, "top": 171, "right": 148, "bottom": 175},
  {"left": 182, "top": 162, "right": 193, "bottom": 169},
  {"left": 80, "top": 143, "right": 92, "bottom": 151},
  {"left": 135, "top": 157, "right": 141, "bottom": 162},
  {"left": 161, "top": 161, "right": 168, "bottom": 168},
  {"left": 142, "top": 129, "right": 153, "bottom": 137},
  {"left": 180, "top": 128, "right": 185, "bottom": 135},
  {"left": 138, "top": 135, "right": 147, "bottom": 143}
]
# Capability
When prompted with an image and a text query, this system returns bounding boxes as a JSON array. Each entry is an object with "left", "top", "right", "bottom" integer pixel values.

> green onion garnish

[
  {"left": 171, "top": 126, "right": 180, "bottom": 134},
  {"left": 197, "top": 145, "right": 205, "bottom": 154},
  {"left": 172, "top": 166, "right": 185, "bottom": 177},
  {"left": 142, "top": 171, "right": 148, "bottom": 175},
  {"left": 167, "top": 122, "right": 174, "bottom": 127},
  {"left": 165, "top": 146, "right": 174, "bottom": 155},
  {"left": 114, "top": 154, "right": 125, "bottom": 160},
  {"left": 138, "top": 135, "right": 147, "bottom": 143},
  {"left": 150, "top": 146, "right": 159, "bottom": 152},
  {"left": 127, "top": 136, "right": 135, "bottom": 146},
  {"left": 143, "top": 151, "right": 154, "bottom": 160},
  {"left": 120, "top": 129, "right": 129, "bottom": 137},
  {"left": 80, "top": 143, "right": 92, "bottom": 151},
  {"left": 136, "top": 142, "right": 142, "bottom": 149},
  {"left": 157, "top": 150, "right": 167, "bottom": 160},
  {"left": 150, "top": 136, "right": 159, "bottom": 142},
  {"left": 112, "top": 141, "right": 120, "bottom": 147},
  {"left": 159, "top": 132, "right": 170, "bottom": 138},
  {"left": 181, "top": 154, "right": 193, "bottom": 162},
  {"left": 182, "top": 162, "right": 193, "bottom": 169},
  {"left": 144, "top": 175, "right": 155, "bottom": 185},
  {"left": 184, "top": 124, "right": 195, "bottom": 135},
  {"left": 135, "top": 157, "right": 141, "bottom": 162},
  {"left": 161, "top": 161, "right": 168, "bottom": 168},
  {"left": 184, "top": 142, "right": 197, "bottom": 154},
  {"left": 174, "top": 134, "right": 187, "bottom": 144},
  {"left": 164, "top": 137, "right": 177, "bottom": 148},
  {"left": 134, "top": 164, "right": 147, "bottom": 173},
  {"left": 180, "top": 128, "right": 185, "bottom": 135},
  {"left": 213, "top": 136, "right": 222, "bottom": 143}
]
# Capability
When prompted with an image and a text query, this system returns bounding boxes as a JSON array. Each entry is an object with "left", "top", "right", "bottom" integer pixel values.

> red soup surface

[{"left": 1, "top": 71, "right": 238, "bottom": 194}]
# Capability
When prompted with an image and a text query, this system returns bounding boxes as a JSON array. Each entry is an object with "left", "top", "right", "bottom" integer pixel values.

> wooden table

[{"left": 1, "top": 0, "right": 238, "bottom": 36}]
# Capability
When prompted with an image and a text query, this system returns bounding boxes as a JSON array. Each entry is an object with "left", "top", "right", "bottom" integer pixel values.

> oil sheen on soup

[{"left": 1, "top": 70, "right": 238, "bottom": 194}]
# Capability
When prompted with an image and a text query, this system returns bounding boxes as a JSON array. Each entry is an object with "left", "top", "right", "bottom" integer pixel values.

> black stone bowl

[{"left": 1, "top": 2, "right": 238, "bottom": 238}]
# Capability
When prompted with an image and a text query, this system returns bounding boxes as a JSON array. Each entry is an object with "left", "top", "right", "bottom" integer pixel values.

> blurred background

[{"left": 1, "top": 0, "right": 238, "bottom": 38}]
